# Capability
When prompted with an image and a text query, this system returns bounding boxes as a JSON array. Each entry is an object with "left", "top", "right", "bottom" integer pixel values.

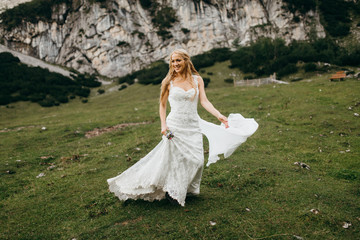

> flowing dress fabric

[{"left": 107, "top": 76, "right": 258, "bottom": 206}]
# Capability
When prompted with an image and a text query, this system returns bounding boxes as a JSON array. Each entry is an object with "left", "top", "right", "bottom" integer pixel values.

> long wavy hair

[{"left": 160, "top": 49, "right": 200, "bottom": 101}]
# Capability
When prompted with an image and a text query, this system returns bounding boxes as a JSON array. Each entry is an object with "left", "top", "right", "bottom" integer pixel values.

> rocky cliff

[{"left": 0, "top": 0, "right": 326, "bottom": 77}]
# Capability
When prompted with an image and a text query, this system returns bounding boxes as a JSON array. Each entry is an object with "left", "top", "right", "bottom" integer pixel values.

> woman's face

[{"left": 171, "top": 53, "right": 186, "bottom": 74}]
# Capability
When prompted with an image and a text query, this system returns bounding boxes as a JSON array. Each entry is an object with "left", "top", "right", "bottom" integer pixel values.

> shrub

[
  {"left": 117, "top": 41, "right": 129, "bottom": 47},
  {"left": 243, "top": 75, "right": 255, "bottom": 80},
  {"left": 39, "top": 97, "right": 56, "bottom": 107},
  {"left": 224, "top": 78, "right": 233, "bottom": 83},
  {"left": 207, "top": 72, "right": 213, "bottom": 75},
  {"left": 140, "top": 0, "right": 153, "bottom": 9},
  {"left": 82, "top": 99, "right": 88, "bottom": 103},
  {"left": 319, "top": 0, "right": 351, "bottom": 37},
  {"left": 203, "top": 77, "right": 211, "bottom": 88},
  {"left": 181, "top": 28, "right": 190, "bottom": 34},
  {"left": 137, "top": 61, "right": 168, "bottom": 85},
  {"left": 278, "top": 64, "right": 298, "bottom": 78},
  {"left": 118, "top": 74, "right": 135, "bottom": 85},
  {"left": 118, "top": 84, "right": 127, "bottom": 91},
  {"left": 304, "top": 62, "right": 317, "bottom": 72},
  {"left": 97, "top": 89, "right": 105, "bottom": 94}
]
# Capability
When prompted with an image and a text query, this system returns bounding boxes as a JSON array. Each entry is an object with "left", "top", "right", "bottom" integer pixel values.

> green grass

[{"left": 1, "top": 64, "right": 360, "bottom": 239}]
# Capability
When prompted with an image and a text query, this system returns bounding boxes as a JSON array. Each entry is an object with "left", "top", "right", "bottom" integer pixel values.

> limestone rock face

[{"left": 0, "top": 0, "right": 326, "bottom": 77}]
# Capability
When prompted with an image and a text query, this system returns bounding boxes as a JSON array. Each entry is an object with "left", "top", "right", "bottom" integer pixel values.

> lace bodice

[{"left": 168, "top": 76, "right": 199, "bottom": 116}]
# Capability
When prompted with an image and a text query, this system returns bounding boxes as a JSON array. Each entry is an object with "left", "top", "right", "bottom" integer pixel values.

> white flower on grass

[
  {"left": 41, "top": 127, "right": 47, "bottom": 131},
  {"left": 310, "top": 209, "right": 319, "bottom": 214},
  {"left": 293, "top": 236, "right": 304, "bottom": 240},
  {"left": 342, "top": 222, "right": 352, "bottom": 229},
  {"left": 209, "top": 221, "right": 216, "bottom": 226},
  {"left": 36, "top": 173, "right": 45, "bottom": 178}
]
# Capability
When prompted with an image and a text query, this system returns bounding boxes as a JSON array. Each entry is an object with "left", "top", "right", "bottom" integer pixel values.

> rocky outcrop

[{"left": 0, "top": 0, "right": 326, "bottom": 77}]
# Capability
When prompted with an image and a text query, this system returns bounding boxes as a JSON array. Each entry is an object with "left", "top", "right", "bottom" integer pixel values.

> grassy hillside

[{"left": 0, "top": 62, "right": 359, "bottom": 239}]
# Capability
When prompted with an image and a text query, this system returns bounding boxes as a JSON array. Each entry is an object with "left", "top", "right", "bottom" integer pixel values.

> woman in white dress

[{"left": 107, "top": 49, "right": 258, "bottom": 206}]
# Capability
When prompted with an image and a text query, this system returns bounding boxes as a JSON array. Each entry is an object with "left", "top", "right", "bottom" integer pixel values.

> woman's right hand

[{"left": 161, "top": 125, "right": 169, "bottom": 135}]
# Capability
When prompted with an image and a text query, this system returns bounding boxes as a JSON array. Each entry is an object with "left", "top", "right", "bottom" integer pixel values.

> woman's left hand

[{"left": 218, "top": 114, "right": 229, "bottom": 128}]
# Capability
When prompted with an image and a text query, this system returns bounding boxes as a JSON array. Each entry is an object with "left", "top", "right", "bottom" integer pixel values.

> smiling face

[{"left": 171, "top": 53, "right": 186, "bottom": 74}]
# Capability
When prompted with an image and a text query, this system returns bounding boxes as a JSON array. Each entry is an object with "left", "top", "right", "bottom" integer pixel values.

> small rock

[
  {"left": 107, "top": 142, "right": 112, "bottom": 145},
  {"left": 209, "top": 221, "right": 216, "bottom": 226},
  {"left": 342, "top": 222, "right": 351, "bottom": 229},
  {"left": 61, "top": 174, "right": 67, "bottom": 178},
  {"left": 135, "top": 147, "right": 141, "bottom": 151},
  {"left": 36, "top": 172, "right": 45, "bottom": 178},
  {"left": 339, "top": 151, "right": 345, "bottom": 154},
  {"left": 310, "top": 209, "right": 319, "bottom": 214},
  {"left": 134, "top": 108, "right": 138, "bottom": 111},
  {"left": 293, "top": 235, "right": 304, "bottom": 240},
  {"left": 245, "top": 208, "right": 251, "bottom": 212},
  {"left": 345, "top": 149, "right": 351, "bottom": 152},
  {"left": 41, "top": 127, "right": 47, "bottom": 131},
  {"left": 16, "top": 160, "right": 22, "bottom": 162},
  {"left": 354, "top": 113, "right": 359, "bottom": 117},
  {"left": 319, "top": 89, "right": 322, "bottom": 92},
  {"left": 47, "top": 165, "right": 56, "bottom": 170},
  {"left": 348, "top": 106, "right": 352, "bottom": 110},
  {"left": 294, "top": 162, "right": 310, "bottom": 170}
]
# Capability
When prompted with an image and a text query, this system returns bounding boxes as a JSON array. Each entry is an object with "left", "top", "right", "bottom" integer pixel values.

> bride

[{"left": 107, "top": 49, "right": 258, "bottom": 206}]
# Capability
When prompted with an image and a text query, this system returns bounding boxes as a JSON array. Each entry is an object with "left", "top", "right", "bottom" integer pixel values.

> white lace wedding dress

[{"left": 107, "top": 76, "right": 258, "bottom": 206}]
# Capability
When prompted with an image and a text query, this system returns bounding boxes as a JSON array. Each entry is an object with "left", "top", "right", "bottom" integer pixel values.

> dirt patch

[{"left": 85, "top": 121, "right": 152, "bottom": 138}]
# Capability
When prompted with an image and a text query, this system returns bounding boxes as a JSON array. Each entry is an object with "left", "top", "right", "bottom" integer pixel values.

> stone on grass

[
  {"left": 209, "top": 221, "right": 216, "bottom": 226},
  {"left": 36, "top": 172, "right": 45, "bottom": 178}
]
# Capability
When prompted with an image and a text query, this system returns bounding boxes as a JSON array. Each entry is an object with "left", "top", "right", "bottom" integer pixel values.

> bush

[
  {"left": 0, "top": 0, "right": 71, "bottom": 30},
  {"left": 181, "top": 28, "right": 190, "bottom": 34},
  {"left": 0, "top": 52, "right": 99, "bottom": 107},
  {"left": 282, "top": 0, "right": 316, "bottom": 14},
  {"left": 203, "top": 77, "right": 211, "bottom": 88},
  {"left": 118, "top": 84, "right": 127, "bottom": 91},
  {"left": 82, "top": 99, "right": 88, "bottom": 103},
  {"left": 304, "top": 62, "right": 317, "bottom": 72},
  {"left": 137, "top": 62, "right": 168, "bottom": 85},
  {"left": 39, "top": 97, "right": 56, "bottom": 107},
  {"left": 118, "top": 74, "right": 135, "bottom": 85},
  {"left": 319, "top": 0, "right": 351, "bottom": 37},
  {"left": 243, "top": 75, "right": 255, "bottom": 80},
  {"left": 97, "top": 89, "right": 105, "bottom": 94},
  {"left": 224, "top": 78, "right": 233, "bottom": 83},
  {"left": 277, "top": 64, "right": 298, "bottom": 78}
]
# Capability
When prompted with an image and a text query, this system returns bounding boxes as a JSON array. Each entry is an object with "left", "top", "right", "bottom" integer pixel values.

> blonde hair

[{"left": 160, "top": 49, "right": 200, "bottom": 101}]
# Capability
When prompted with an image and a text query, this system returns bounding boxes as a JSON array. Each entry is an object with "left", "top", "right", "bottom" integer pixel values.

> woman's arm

[
  {"left": 159, "top": 84, "right": 170, "bottom": 135},
  {"left": 198, "top": 76, "right": 229, "bottom": 127}
]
